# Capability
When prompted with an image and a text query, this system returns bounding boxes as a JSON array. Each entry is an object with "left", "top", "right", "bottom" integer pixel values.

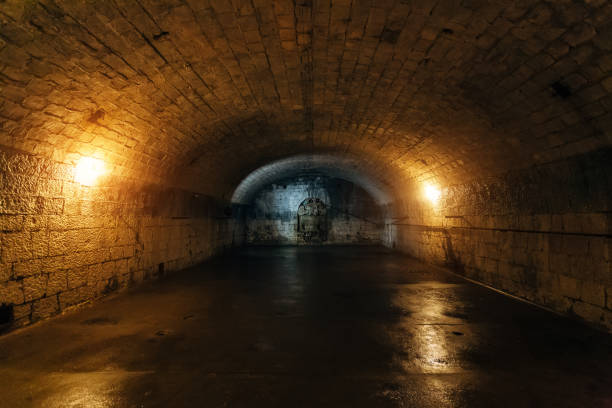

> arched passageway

[
  {"left": 0, "top": 0, "right": 611, "bottom": 406},
  {"left": 230, "top": 154, "right": 396, "bottom": 246}
]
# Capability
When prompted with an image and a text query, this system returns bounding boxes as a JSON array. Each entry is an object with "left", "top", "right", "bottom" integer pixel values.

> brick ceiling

[{"left": 0, "top": 0, "right": 610, "bottom": 198}]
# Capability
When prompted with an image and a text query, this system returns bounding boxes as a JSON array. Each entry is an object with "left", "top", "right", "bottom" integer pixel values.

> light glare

[
  {"left": 424, "top": 183, "right": 441, "bottom": 204},
  {"left": 75, "top": 157, "right": 105, "bottom": 186}
]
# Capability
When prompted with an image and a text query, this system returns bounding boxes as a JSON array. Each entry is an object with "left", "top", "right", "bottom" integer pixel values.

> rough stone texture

[
  {"left": 0, "top": 0, "right": 610, "bottom": 197},
  {"left": 0, "top": 0, "right": 611, "bottom": 332},
  {"left": 392, "top": 148, "right": 612, "bottom": 331},
  {"left": 0, "top": 149, "right": 241, "bottom": 331},
  {"left": 246, "top": 175, "right": 383, "bottom": 245}
]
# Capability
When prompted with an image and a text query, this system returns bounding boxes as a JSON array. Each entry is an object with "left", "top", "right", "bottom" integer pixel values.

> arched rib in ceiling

[{"left": 231, "top": 154, "right": 395, "bottom": 205}]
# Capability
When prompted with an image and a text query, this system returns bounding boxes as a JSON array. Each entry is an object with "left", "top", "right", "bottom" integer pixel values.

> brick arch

[{"left": 230, "top": 154, "right": 396, "bottom": 206}]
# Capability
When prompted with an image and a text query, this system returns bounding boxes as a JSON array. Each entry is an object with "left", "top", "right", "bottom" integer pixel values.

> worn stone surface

[
  {"left": 0, "top": 150, "right": 241, "bottom": 331},
  {"left": 0, "top": 0, "right": 611, "bottom": 333},
  {"left": 0, "top": 247, "right": 611, "bottom": 407},
  {"left": 246, "top": 175, "right": 383, "bottom": 245}
]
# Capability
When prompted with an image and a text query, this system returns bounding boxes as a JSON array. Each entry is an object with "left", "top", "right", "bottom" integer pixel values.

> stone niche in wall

[{"left": 245, "top": 175, "right": 383, "bottom": 245}]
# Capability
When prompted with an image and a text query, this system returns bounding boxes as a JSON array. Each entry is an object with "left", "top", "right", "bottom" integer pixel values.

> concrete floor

[{"left": 0, "top": 247, "right": 611, "bottom": 407}]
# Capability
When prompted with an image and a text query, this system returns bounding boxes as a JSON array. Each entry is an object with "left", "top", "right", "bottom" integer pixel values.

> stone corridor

[{"left": 1, "top": 1, "right": 611, "bottom": 405}]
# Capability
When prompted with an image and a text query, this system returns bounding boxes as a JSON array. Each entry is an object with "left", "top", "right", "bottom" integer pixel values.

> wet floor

[{"left": 0, "top": 246, "right": 611, "bottom": 407}]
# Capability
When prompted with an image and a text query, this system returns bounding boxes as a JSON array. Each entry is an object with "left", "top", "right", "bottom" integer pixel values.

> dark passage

[{"left": 0, "top": 247, "right": 610, "bottom": 407}]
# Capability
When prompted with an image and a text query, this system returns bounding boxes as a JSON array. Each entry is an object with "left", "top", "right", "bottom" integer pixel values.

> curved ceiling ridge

[{"left": 231, "top": 154, "right": 394, "bottom": 205}]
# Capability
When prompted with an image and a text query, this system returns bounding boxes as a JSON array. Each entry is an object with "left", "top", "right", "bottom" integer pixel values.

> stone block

[
  {"left": 12, "top": 303, "right": 31, "bottom": 320},
  {"left": 66, "top": 267, "right": 88, "bottom": 289},
  {"left": 58, "top": 288, "right": 84, "bottom": 310},
  {"left": 1, "top": 232, "right": 32, "bottom": 263},
  {"left": 563, "top": 214, "right": 583, "bottom": 233},
  {"left": 572, "top": 301, "right": 603, "bottom": 324},
  {"left": 115, "top": 259, "right": 129, "bottom": 276},
  {"left": 130, "top": 269, "right": 145, "bottom": 285},
  {"left": 0, "top": 263, "right": 12, "bottom": 282},
  {"left": 23, "top": 215, "right": 48, "bottom": 231},
  {"left": 42, "top": 255, "right": 66, "bottom": 273},
  {"left": 588, "top": 237, "right": 608, "bottom": 259},
  {"left": 581, "top": 213, "right": 608, "bottom": 234},
  {"left": 78, "top": 285, "right": 98, "bottom": 302},
  {"left": 86, "top": 263, "right": 103, "bottom": 286},
  {"left": 551, "top": 215, "right": 564, "bottom": 232},
  {"left": 510, "top": 248, "right": 529, "bottom": 266},
  {"left": 0, "top": 215, "right": 24, "bottom": 232},
  {"left": 537, "top": 271, "right": 559, "bottom": 294},
  {"left": 22, "top": 274, "right": 47, "bottom": 302},
  {"left": 110, "top": 246, "right": 125, "bottom": 260},
  {"left": 46, "top": 271, "right": 67, "bottom": 296},
  {"left": 13, "top": 259, "right": 42, "bottom": 279},
  {"left": 31, "top": 296, "right": 59, "bottom": 321},
  {"left": 101, "top": 261, "right": 116, "bottom": 280},
  {"left": 592, "top": 260, "right": 611, "bottom": 286},
  {"left": 549, "top": 253, "right": 570, "bottom": 276},
  {"left": 41, "top": 198, "right": 64, "bottom": 215},
  {"left": 530, "top": 250, "right": 549, "bottom": 271},
  {"left": 580, "top": 282, "right": 605, "bottom": 307},
  {"left": 563, "top": 235, "right": 589, "bottom": 256},
  {"left": 30, "top": 231, "right": 49, "bottom": 258},
  {"left": 559, "top": 275, "right": 579, "bottom": 299},
  {"left": 21, "top": 96, "right": 47, "bottom": 111},
  {"left": 0, "top": 280, "right": 24, "bottom": 304},
  {"left": 48, "top": 231, "right": 70, "bottom": 256}
]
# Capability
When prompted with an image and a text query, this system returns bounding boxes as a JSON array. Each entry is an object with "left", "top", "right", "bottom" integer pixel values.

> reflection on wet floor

[{"left": 0, "top": 246, "right": 611, "bottom": 407}]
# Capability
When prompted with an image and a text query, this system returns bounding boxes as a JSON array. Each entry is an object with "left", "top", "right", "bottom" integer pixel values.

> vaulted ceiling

[{"left": 1, "top": 0, "right": 610, "bottom": 198}]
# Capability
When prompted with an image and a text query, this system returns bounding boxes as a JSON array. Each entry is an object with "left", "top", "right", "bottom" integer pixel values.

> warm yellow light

[
  {"left": 75, "top": 157, "right": 105, "bottom": 186},
  {"left": 424, "top": 182, "right": 441, "bottom": 205}
]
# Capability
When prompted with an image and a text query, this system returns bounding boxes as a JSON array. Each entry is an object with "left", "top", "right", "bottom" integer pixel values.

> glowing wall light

[
  {"left": 75, "top": 157, "right": 106, "bottom": 186},
  {"left": 423, "top": 182, "right": 441, "bottom": 205}
]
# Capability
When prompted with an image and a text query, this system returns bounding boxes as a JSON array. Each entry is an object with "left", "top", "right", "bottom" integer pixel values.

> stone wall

[
  {"left": 391, "top": 148, "right": 612, "bottom": 331},
  {"left": 246, "top": 176, "right": 383, "bottom": 245},
  {"left": 0, "top": 149, "right": 241, "bottom": 332}
]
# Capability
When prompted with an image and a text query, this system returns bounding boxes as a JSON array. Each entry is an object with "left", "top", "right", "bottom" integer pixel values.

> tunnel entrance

[
  {"left": 234, "top": 155, "right": 391, "bottom": 246},
  {"left": 297, "top": 197, "right": 327, "bottom": 243},
  {"left": 243, "top": 174, "right": 385, "bottom": 245}
]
